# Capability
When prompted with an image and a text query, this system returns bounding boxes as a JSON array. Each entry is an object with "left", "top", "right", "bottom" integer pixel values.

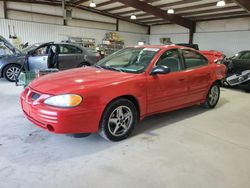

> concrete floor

[{"left": 0, "top": 78, "right": 250, "bottom": 188}]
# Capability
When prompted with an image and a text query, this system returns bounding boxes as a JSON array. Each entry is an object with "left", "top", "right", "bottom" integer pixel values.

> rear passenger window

[
  {"left": 183, "top": 50, "right": 208, "bottom": 69},
  {"left": 156, "top": 49, "right": 182, "bottom": 72},
  {"left": 59, "top": 45, "right": 82, "bottom": 54}
]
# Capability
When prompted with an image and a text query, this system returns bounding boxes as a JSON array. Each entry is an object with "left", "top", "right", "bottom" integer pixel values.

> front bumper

[{"left": 20, "top": 87, "right": 101, "bottom": 134}]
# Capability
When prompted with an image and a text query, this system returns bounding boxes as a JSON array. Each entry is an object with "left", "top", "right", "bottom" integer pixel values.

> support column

[
  {"left": 3, "top": 0, "right": 7, "bottom": 19},
  {"left": 62, "top": 0, "right": 67, "bottom": 26},
  {"left": 116, "top": 19, "right": 119, "bottom": 31},
  {"left": 189, "top": 22, "right": 196, "bottom": 44}
]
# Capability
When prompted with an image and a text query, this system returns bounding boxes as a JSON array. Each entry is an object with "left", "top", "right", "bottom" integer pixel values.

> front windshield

[
  {"left": 231, "top": 52, "right": 244, "bottom": 59},
  {"left": 96, "top": 47, "right": 160, "bottom": 73},
  {"left": 21, "top": 43, "right": 41, "bottom": 54}
]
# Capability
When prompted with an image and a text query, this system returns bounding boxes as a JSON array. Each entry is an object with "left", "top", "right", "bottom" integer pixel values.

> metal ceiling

[{"left": 4, "top": 0, "right": 250, "bottom": 26}]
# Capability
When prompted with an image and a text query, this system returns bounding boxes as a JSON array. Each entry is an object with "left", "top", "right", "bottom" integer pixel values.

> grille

[{"left": 31, "top": 92, "right": 41, "bottom": 100}]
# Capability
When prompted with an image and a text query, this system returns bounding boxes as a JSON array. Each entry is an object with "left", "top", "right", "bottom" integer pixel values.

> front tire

[
  {"left": 202, "top": 83, "right": 220, "bottom": 109},
  {"left": 3, "top": 64, "right": 21, "bottom": 82},
  {"left": 99, "top": 98, "right": 138, "bottom": 142}
]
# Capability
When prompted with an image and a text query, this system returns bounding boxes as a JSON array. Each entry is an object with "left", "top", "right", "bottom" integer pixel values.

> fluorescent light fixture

[
  {"left": 216, "top": 0, "right": 226, "bottom": 7},
  {"left": 89, "top": 1, "right": 96, "bottom": 8},
  {"left": 130, "top": 14, "right": 137, "bottom": 20},
  {"left": 167, "top": 9, "right": 175, "bottom": 14},
  {"left": 138, "top": 41, "right": 145, "bottom": 45}
]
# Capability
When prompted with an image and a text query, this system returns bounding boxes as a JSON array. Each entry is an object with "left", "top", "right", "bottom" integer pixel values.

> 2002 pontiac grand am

[{"left": 20, "top": 45, "right": 226, "bottom": 141}]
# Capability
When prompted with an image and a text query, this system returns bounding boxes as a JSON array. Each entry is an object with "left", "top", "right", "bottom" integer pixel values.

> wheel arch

[
  {"left": 103, "top": 95, "right": 141, "bottom": 121},
  {"left": 212, "top": 79, "right": 223, "bottom": 87}
]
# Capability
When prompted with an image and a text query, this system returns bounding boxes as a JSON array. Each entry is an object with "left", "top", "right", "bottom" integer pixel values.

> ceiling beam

[
  {"left": 104, "top": 5, "right": 129, "bottom": 12},
  {"left": 137, "top": 5, "right": 242, "bottom": 21},
  {"left": 96, "top": 0, "right": 116, "bottom": 8},
  {"left": 97, "top": 0, "right": 160, "bottom": 9},
  {"left": 113, "top": 0, "right": 202, "bottom": 16},
  {"left": 187, "top": 11, "right": 248, "bottom": 20},
  {"left": 74, "top": 0, "right": 89, "bottom": 6},
  {"left": 115, "top": 0, "right": 195, "bottom": 29},
  {"left": 72, "top": 3, "right": 147, "bottom": 26},
  {"left": 232, "top": 0, "right": 250, "bottom": 13}
]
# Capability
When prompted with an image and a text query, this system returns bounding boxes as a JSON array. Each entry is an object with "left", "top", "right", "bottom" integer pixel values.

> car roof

[{"left": 132, "top": 44, "right": 195, "bottom": 51}]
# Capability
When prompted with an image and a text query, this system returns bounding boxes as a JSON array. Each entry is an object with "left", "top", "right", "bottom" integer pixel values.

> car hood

[
  {"left": 0, "top": 35, "right": 21, "bottom": 54},
  {"left": 29, "top": 67, "right": 138, "bottom": 94}
]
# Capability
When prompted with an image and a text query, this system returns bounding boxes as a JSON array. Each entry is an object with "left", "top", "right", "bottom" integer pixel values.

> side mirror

[{"left": 150, "top": 65, "right": 171, "bottom": 75}]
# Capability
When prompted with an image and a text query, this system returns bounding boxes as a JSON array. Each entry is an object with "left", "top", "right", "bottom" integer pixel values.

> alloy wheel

[
  {"left": 208, "top": 85, "right": 219, "bottom": 106},
  {"left": 6, "top": 66, "right": 20, "bottom": 81},
  {"left": 108, "top": 106, "right": 133, "bottom": 137}
]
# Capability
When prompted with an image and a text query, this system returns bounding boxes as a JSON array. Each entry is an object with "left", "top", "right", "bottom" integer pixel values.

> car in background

[
  {"left": 0, "top": 35, "right": 98, "bottom": 82},
  {"left": 20, "top": 45, "right": 226, "bottom": 141},
  {"left": 222, "top": 50, "right": 250, "bottom": 91},
  {"left": 177, "top": 43, "right": 199, "bottom": 50}
]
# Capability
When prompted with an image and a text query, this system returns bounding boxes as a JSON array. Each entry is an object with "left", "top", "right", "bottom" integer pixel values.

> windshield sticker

[{"left": 143, "top": 48, "right": 160, "bottom": 52}]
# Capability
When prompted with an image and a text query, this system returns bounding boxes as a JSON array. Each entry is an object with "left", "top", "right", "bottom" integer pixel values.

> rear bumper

[{"left": 20, "top": 88, "right": 102, "bottom": 134}]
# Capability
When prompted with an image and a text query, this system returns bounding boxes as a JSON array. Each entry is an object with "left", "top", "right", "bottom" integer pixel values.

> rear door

[
  {"left": 181, "top": 49, "right": 211, "bottom": 103},
  {"left": 58, "top": 44, "right": 83, "bottom": 70}
]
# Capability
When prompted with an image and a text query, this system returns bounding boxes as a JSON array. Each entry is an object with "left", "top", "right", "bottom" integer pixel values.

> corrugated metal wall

[
  {"left": 0, "top": 19, "right": 149, "bottom": 46},
  {"left": 149, "top": 17, "right": 250, "bottom": 56},
  {"left": 0, "top": 1, "right": 149, "bottom": 46}
]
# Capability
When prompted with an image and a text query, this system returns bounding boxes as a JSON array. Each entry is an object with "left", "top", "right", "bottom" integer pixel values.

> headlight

[{"left": 44, "top": 94, "right": 82, "bottom": 108}]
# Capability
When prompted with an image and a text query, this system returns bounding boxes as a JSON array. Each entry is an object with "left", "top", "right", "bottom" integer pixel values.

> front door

[
  {"left": 28, "top": 45, "right": 49, "bottom": 71},
  {"left": 147, "top": 49, "right": 188, "bottom": 114}
]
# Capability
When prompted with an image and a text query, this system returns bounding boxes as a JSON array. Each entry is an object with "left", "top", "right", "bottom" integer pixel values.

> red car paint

[
  {"left": 200, "top": 50, "right": 225, "bottom": 63},
  {"left": 20, "top": 45, "right": 226, "bottom": 134}
]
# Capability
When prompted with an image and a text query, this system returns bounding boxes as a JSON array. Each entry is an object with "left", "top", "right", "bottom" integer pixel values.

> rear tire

[
  {"left": 99, "top": 98, "right": 138, "bottom": 142},
  {"left": 3, "top": 64, "right": 21, "bottom": 82},
  {"left": 202, "top": 83, "right": 220, "bottom": 109}
]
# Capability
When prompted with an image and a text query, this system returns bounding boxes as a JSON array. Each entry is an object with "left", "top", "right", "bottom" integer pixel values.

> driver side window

[
  {"left": 156, "top": 49, "right": 182, "bottom": 72},
  {"left": 34, "top": 46, "right": 48, "bottom": 56}
]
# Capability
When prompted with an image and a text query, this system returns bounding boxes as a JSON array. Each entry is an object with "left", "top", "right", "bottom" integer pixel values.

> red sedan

[{"left": 20, "top": 45, "right": 226, "bottom": 141}]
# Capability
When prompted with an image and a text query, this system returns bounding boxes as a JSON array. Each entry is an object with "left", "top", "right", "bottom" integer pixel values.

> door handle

[{"left": 178, "top": 78, "right": 185, "bottom": 81}]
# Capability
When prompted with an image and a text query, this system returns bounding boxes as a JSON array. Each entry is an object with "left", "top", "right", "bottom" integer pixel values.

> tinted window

[
  {"left": 156, "top": 49, "right": 182, "bottom": 72},
  {"left": 183, "top": 50, "right": 208, "bottom": 69},
  {"left": 59, "top": 45, "right": 82, "bottom": 54},
  {"left": 240, "top": 52, "right": 250, "bottom": 60}
]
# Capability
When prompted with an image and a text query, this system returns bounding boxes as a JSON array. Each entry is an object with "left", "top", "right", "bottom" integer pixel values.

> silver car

[{"left": 0, "top": 36, "right": 98, "bottom": 82}]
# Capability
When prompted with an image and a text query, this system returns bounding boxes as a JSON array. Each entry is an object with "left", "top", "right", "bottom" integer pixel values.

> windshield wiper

[
  {"left": 94, "top": 65, "right": 103, "bottom": 69},
  {"left": 95, "top": 65, "right": 123, "bottom": 72}
]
